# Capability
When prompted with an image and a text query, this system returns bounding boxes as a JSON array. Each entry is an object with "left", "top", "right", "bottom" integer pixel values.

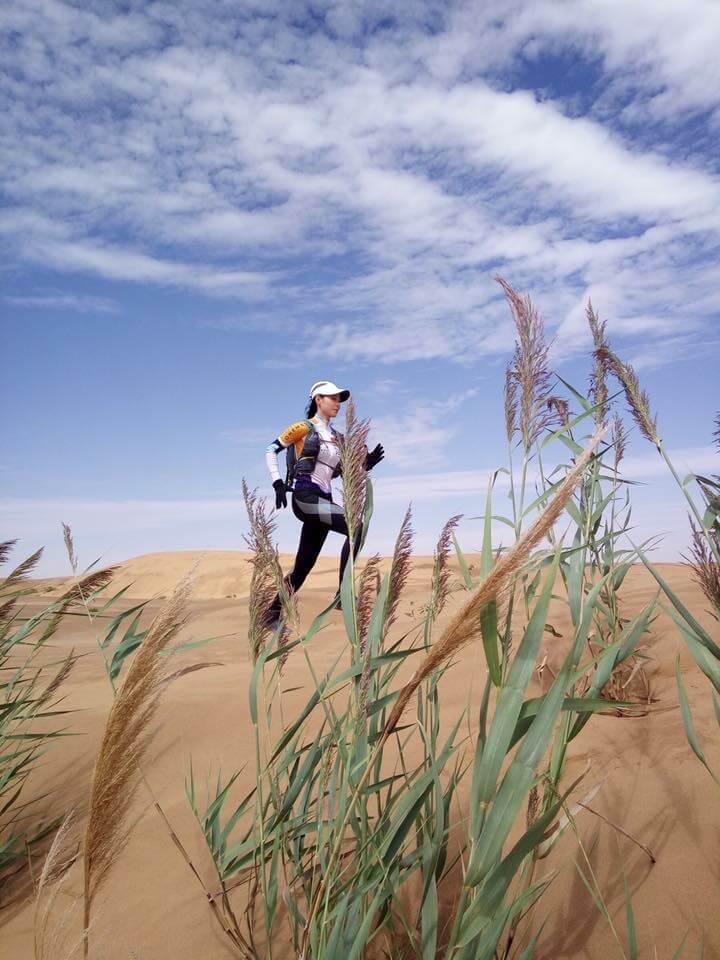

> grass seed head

[
  {"left": 497, "top": 276, "right": 567, "bottom": 450},
  {"left": 61, "top": 522, "right": 77, "bottom": 574},
  {"left": 598, "top": 346, "right": 660, "bottom": 446},
  {"left": 357, "top": 554, "right": 381, "bottom": 652},
  {"left": 611, "top": 412, "right": 627, "bottom": 468},
  {"left": 430, "top": 514, "right": 463, "bottom": 617},
  {"left": 384, "top": 505, "right": 414, "bottom": 638},
  {"left": 242, "top": 479, "right": 297, "bottom": 660},
  {"left": 83, "top": 572, "right": 193, "bottom": 927},
  {"left": 339, "top": 397, "right": 372, "bottom": 543},
  {"left": 684, "top": 517, "right": 720, "bottom": 616},
  {"left": 504, "top": 359, "right": 519, "bottom": 443},
  {"left": 587, "top": 301, "right": 611, "bottom": 425}
]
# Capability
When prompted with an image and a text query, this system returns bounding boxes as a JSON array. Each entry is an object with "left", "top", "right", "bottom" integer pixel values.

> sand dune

[{"left": 2, "top": 551, "right": 719, "bottom": 959}]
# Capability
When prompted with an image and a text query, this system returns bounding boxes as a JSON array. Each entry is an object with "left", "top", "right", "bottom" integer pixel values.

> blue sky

[{"left": 1, "top": 0, "right": 719, "bottom": 575}]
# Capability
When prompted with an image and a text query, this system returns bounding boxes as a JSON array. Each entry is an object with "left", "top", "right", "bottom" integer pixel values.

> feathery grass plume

[
  {"left": 242, "top": 479, "right": 296, "bottom": 661},
  {"left": 339, "top": 397, "right": 372, "bottom": 544},
  {"left": 0, "top": 539, "right": 18, "bottom": 567},
  {"left": 429, "top": 514, "right": 463, "bottom": 618},
  {"left": 82, "top": 573, "right": 193, "bottom": 957},
  {"left": 357, "top": 554, "right": 382, "bottom": 713},
  {"left": 357, "top": 554, "right": 382, "bottom": 651},
  {"left": 597, "top": 346, "right": 660, "bottom": 446},
  {"left": 61, "top": 522, "right": 77, "bottom": 575},
  {"left": 2, "top": 545, "right": 44, "bottom": 589},
  {"left": 546, "top": 395, "right": 570, "bottom": 426},
  {"left": 684, "top": 517, "right": 720, "bottom": 617},
  {"left": 611, "top": 412, "right": 627, "bottom": 468},
  {"left": 714, "top": 412, "right": 720, "bottom": 453},
  {"left": 34, "top": 814, "right": 80, "bottom": 960},
  {"left": 526, "top": 785, "right": 540, "bottom": 829},
  {"left": 496, "top": 275, "right": 566, "bottom": 450},
  {"left": 37, "top": 566, "right": 116, "bottom": 648},
  {"left": 383, "top": 504, "right": 414, "bottom": 639},
  {"left": 504, "top": 359, "right": 519, "bottom": 442},
  {"left": 382, "top": 423, "right": 607, "bottom": 738},
  {"left": 697, "top": 475, "right": 720, "bottom": 518},
  {"left": 587, "top": 301, "right": 610, "bottom": 425}
]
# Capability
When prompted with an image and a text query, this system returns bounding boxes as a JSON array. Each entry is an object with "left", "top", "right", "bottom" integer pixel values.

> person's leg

[
  {"left": 338, "top": 525, "right": 363, "bottom": 594},
  {"left": 289, "top": 519, "right": 330, "bottom": 592},
  {"left": 265, "top": 519, "right": 328, "bottom": 625}
]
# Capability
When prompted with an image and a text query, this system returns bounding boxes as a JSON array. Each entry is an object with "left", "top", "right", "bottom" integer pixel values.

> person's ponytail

[{"left": 305, "top": 397, "right": 318, "bottom": 418}]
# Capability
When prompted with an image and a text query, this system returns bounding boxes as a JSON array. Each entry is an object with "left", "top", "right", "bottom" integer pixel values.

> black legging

[{"left": 265, "top": 485, "right": 363, "bottom": 624}]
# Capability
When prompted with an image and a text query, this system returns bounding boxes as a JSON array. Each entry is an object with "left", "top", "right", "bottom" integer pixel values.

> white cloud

[
  {"left": 371, "top": 389, "right": 481, "bottom": 469},
  {"left": 2, "top": 291, "right": 119, "bottom": 314},
  {"left": 1, "top": 0, "right": 719, "bottom": 367}
]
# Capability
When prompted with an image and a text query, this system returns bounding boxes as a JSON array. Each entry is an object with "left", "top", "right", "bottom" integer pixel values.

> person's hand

[
  {"left": 273, "top": 478, "right": 288, "bottom": 509},
  {"left": 365, "top": 443, "right": 385, "bottom": 471}
]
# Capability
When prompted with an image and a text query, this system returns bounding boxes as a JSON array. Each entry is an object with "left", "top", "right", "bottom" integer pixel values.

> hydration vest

[{"left": 284, "top": 419, "right": 342, "bottom": 491}]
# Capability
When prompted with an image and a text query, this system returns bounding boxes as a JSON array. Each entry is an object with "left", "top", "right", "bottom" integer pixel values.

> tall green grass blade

[
  {"left": 624, "top": 875, "right": 638, "bottom": 960},
  {"left": 470, "top": 549, "right": 560, "bottom": 836},
  {"left": 452, "top": 531, "right": 474, "bottom": 590},
  {"left": 635, "top": 545, "right": 720, "bottom": 658},
  {"left": 667, "top": 608, "right": 720, "bottom": 695},
  {"left": 467, "top": 572, "right": 609, "bottom": 887},
  {"left": 675, "top": 657, "right": 719, "bottom": 784}
]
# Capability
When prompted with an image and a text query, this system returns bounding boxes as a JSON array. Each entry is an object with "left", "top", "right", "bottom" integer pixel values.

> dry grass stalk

[
  {"left": 339, "top": 397, "right": 371, "bottom": 543},
  {"left": 0, "top": 539, "right": 17, "bottom": 567},
  {"left": 34, "top": 814, "right": 81, "bottom": 960},
  {"left": 611, "top": 412, "right": 626, "bottom": 468},
  {"left": 82, "top": 573, "right": 193, "bottom": 957},
  {"left": 587, "top": 301, "right": 610, "bottom": 425},
  {"left": 597, "top": 346, "right": 660, "bottom": 445},
  {"left": 382, "top": 423, "right": 607, "bottom": 738},
  {"left": 383, "top": 505, "right": 414, "bottom": 639},
  {"left": 242, "top": 480, "right": 297, "bottom": 660},
  {"left": 714, "top": 412, "right": 720, "bottom": 452},
  {"left": 684, "top": 517, "right": 720, "bottom": 616},
  {"left": 526, "top": 786, "right": 539, "bottom": 829},
  {"left": 429, "top": 514, "right": 463, "bottom": 619},
  {"left": 497, "top": 276, "right": 567, "bottom": 450},
  {"left": 600, "top": 653, "right": 652, "bottom": 714},
  {"left": 546, "top": 395, "right": 570, "bottom": 426},
  {"left": 43, "top": 652, "right": 76, "bottom": 702},
  {"left": 504, "top": 362, "right": 518, "bottom": 443},
  {"left": 357, "top": 554, "right": 381, "bottom": 651},
  {"left": 61, "top": 522, "right": 78, "bottom": 575},
  {"left": 357, "top": 554, "right": 382, "bottom": 713},
  {"left": 36, "top": 567, "right": 116, "bottom": 648},
  {"left": 2, "top": 545, "right": 44, "bottom": 588}
]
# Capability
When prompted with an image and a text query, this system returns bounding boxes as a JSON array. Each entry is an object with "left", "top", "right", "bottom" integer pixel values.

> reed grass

[
  {"left": 82, "top": 573, "right": 192, "bottom": 957},
  {"left": 0, "top": 542, "right": 115, "bottom": 885},
  {"left": 22, "top": 284, "right": 713, "bottom": 958},
  {"left": 185, "top": 286, "right": 674, "bottom": 959}
]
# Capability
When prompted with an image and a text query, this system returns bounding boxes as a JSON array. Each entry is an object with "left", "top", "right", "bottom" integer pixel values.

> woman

[{"left": 263, "top": 379, "right": 384, "bottom": 628}]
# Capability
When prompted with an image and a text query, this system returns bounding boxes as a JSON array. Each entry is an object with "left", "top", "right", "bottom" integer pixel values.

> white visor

[{"left": 310, "top": 380, "right": 350, "bottom": 402}]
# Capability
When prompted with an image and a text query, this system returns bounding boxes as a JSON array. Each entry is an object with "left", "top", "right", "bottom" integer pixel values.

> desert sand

[{"left": 2, "top": 549, "right": 719, "bottom": 959}]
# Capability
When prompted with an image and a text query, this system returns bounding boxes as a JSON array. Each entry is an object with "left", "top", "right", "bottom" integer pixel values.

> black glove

[
  {"left": 365, "top": 443, "right": 385, "bottom": 471},
  {"left": 273, "top": 478, "right": 287, "bottom": 509}
]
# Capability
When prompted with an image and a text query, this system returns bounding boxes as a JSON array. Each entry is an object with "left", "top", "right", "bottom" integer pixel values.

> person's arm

[{"left": 265, "top": 421, "right": 311, "bottom": 505}]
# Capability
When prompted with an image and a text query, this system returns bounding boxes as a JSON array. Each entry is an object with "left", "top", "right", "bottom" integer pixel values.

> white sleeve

[
  {"left": 265, "top": 421, "right": 310, "bottom": 485},
  {"left": 265, "top": 441, "right": 282, "bottom": 484}
]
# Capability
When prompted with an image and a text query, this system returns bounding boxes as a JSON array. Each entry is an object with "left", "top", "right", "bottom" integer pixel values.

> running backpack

[
  {"left": 284, "top": 419, "right": 342, "bottom": 490},
  {"left": 284, "top": 420, "right": 318, "bottom": 490}
]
